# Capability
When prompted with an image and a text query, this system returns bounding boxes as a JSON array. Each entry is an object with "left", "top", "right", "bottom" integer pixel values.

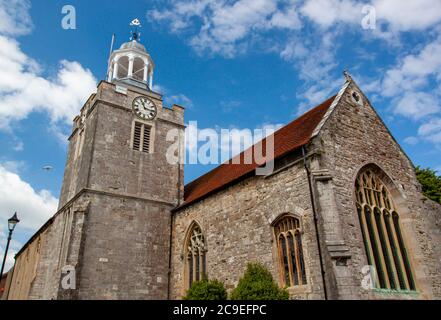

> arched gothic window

[
  {"left": 274, "top": 215, "right": 307, "bottom": 287},
  {"left": 184, "top": 223, "right": 206, "bottom": 288},
  {"left": 355, "top": 169, "right": 416, "bottom": 291}
]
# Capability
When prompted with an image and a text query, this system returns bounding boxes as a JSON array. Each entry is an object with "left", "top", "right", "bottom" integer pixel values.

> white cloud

[
  {"left": 269, "top": 4, "right": 301, "bottom": 29},
  {"left": 367, "top": 33, "right": 441, "bottom": 147},
  {"left": 0, "top": 164, "right": 57, "bottom": 232},
  {"left": 0, "top": 0, "right": 97, "bottom": 133},
  {"left": 148, "top": 0, "right": 441, "bottom": 119},
  {"left": 394, "top": 92, "right": 440, "bottom": 120},
  {"left": 149, "top": 0, "right": 212, "bottom": 33},
  {"left": 13, "top": 140, "right": 24, "bottom": 151},
  {"left": 165, "top": 94, "right": 194, "bottom": 109},
  {"left": 418, "top": 118, "right": 441, "bottom": 144},
  {"left": 149, "top": 0, "right": 302, "bottom": 57},
  {"left": 300, "top": 0, "right": 441, "bottom": 33},
  {"left": 372, "top": 0, "right": 441, "bottom": 32},
  {"left": 0, "top": 162, "right": 57, "bottom": 270},
  {"left": 0, "top": 35, "right": 97, "bottom": 130},
  {"left": 403, "top": 136, "right": 419, "bottom": 146},
  {"left": 149, "top": 0, "right": 441, "bottom": 59},
  {"left": 380, "top": 36, "right": 441, "bottom": 98},
  {"left": 0, "top": 160, "right": 25, "bottom": 173},
  {"left": 0, "top": 0, "right": 32, "bottom": 36},
  {"left": 370, "top": 35, "right": 441, "bottom": 123},
  {"left": 280, "top": 31, "right": 340, "bottom": 113},
  {"left": 152, "top": 84, "right": 194, "bottom": 109},
  {"left": 300, "top": 0, "right": 363, "bottom": 28}
]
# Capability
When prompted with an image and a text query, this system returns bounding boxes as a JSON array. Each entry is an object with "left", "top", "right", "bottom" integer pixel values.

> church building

[{"left": 2, "top": 29, "right": 441, "bottom": 300}]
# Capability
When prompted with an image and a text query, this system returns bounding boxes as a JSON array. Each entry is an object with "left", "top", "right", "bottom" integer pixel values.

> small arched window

[
  {"left": 274, "top": 215, "right": 307, "bottom": 287},
  {"left": 355, "top": 169, "right": 416, "bottom": 291},
  {"left": 184, "top": 222, "right": 206, "bottom": 289}
]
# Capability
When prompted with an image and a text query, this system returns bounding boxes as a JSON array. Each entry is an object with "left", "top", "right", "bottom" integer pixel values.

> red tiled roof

[{"left": 179, "top": 94, "right": 337, "bottom": 209}]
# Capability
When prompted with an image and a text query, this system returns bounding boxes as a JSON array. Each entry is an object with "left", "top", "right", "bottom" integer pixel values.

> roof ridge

[{"left": 181, "top": 94, "right": 338, "bottom": 209}]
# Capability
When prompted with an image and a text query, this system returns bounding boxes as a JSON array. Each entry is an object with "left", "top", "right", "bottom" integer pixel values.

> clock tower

[{"left": 56, "top": 22, "right": 185, "bottom": 299}]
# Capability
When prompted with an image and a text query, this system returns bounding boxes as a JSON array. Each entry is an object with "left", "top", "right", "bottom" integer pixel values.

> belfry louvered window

[
  {"left": 274, "top": 215, "right": 307, "bottom": 287},
  {"left": 185, "top": 223, "right": 206, "bottom": 288},
  {"left": 355, "top": 169, "right": 416, "bottom": 291},
  {"left": 132, "top": 122, "right": 151, "bottom": 153}
]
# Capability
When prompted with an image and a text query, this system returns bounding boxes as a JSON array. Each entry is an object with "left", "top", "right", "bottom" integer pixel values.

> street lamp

[{"left": 1, "top": 213, "right": 20, "bottom": 278}]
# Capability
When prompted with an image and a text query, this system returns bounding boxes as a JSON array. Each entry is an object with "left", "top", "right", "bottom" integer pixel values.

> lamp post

[{"left": 0, "top": 213, "right": 20, "bottom": 277}]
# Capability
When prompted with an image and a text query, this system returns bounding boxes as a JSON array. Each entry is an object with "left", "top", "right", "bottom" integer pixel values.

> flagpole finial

[
  {"left": 130, "top": 18, "right": 142, "bottom": 42},
  {"left": 343, "top": 70, "right": 352, "bottom": 82}
]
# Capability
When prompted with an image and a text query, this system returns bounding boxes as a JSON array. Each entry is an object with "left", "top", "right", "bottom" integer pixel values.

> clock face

[{"left": 133, "top": 96, "right": 157, "bottom": 120}]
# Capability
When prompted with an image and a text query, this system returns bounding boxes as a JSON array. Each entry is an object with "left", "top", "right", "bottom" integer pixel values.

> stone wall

[
  {"left": 419, "top": 198, "right": 441, "bottom": 298},
  {"left": 314, "top": 80, "right": 441, "bottom": 299},
  {"left": 170, "top": 163, "right": 326, "bottom": 300},
  {"left": 76, "top": 192, "right": 172, "bottom": 299},
  {"left": 6, "top": 231, "right": 45, "bottom": 300},
  {"left": 59, "top": 95, "right": 98, "bottom": 209},
  {"left": 7, "top": 206, "right": 66, "bottom": 299}
]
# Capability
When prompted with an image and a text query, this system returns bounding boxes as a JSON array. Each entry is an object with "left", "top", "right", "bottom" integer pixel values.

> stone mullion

[
  {"left": 198, "top": 251, "right": 204, "bottom": 280},
  {"left": 293, "top": 231, "right": 302, "bottom": 285},
  {"left": 359, "top": 204, "right": 379, "bottom": 287},
  {"left": 387, "top": 215, "right": 410, "bottom": 290},
  {"left": 375, "top": 209, "right": 396, "bottom": 288},
  {"left": 187, "top": 255, "right": 192, "bottom": 288},
  {"left": 379, "top": 211, "right": 400, "bottom": 289},
  {"left": 277, "top": 236, "right": 286, "bottom": 287},
  {"left": 192, "top": 251, "right": 197, "bottom": 284},
  {"left": 369, "top": 204, "right": 391, "bottom": 289},
  {"left": 284, "top": 234, "right": 294, "bottom": 287}
]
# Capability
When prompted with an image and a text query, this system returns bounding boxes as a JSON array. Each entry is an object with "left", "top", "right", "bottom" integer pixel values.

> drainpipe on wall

[{"left": 302, "top": 145, "right": 328, "bottom": 300}]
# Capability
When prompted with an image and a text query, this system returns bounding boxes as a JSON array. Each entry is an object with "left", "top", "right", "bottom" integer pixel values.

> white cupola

[{"left": 106, "top": 19, "right": 155, "bottom": 91}]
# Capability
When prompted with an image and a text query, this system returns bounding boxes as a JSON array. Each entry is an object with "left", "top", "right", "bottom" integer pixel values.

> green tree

[
  {"left": 415, "top": 166, "right": 441, "bottom": 204},
  {"left": 183, "top": 279, "right": 227, "bottom": 300},
  {"left": 230, "top": 263, "right": 289, "bottom": 300}
]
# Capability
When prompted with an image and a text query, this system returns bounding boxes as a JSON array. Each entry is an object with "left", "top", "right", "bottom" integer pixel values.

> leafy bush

[
  {"left": 183, "top": 279, "right": 227, "bottom": 300},
  {"left": 230, "top": 263, "right": 289, "bottom": 300},
  {"left": 416, "top": 166, "right": 441, "bottom": 204}
]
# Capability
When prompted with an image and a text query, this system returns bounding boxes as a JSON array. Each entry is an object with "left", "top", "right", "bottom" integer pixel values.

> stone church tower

[{"left": 4, "top": 29, "right": 185, "bottom": 300}]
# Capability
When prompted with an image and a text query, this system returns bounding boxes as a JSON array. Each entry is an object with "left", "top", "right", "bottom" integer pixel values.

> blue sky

[{"left": 1, "top": 0, "right": 441, "bottom": 271}]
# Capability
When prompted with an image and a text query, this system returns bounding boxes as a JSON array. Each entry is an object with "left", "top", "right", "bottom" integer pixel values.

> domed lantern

[{"left": 107, "top": 19, "right": 155, "bottom": 91}]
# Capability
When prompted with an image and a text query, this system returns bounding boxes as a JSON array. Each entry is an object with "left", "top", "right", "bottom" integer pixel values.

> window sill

[
  {"left": 370, "top": 288, "right": 420, "bottom": 299},
  {"left": 286, "top": 284, "right": 311, "bottom": 295}
]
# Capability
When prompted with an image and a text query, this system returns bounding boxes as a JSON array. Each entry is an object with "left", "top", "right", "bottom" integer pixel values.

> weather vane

[{"left": 130, "top": 18, "right": 142, "bottom": 41}]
